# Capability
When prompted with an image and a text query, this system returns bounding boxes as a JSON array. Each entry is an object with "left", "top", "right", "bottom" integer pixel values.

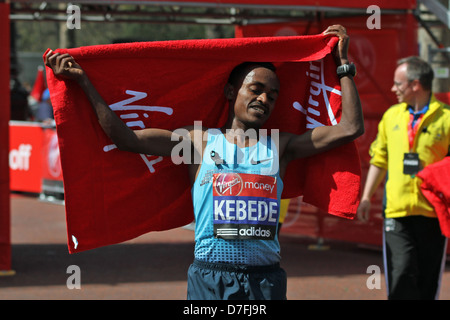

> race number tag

[
  {"left": 403, "top": 153, "right": 420, "bottom": 175},
  {"left": 212, "top": 172, "right": 278, "bottom": 240}
]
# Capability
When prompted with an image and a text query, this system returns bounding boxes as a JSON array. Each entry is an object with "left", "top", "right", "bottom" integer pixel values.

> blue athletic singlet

[{"left": 191, "top": 129, "right": 283, "bottom": 266}]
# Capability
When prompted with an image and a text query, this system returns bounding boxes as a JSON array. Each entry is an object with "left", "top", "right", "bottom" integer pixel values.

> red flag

[
  {"left": 44, "top": 34, "right": 361, "bottom": 253},
  {"left": 417, "top": 157, "right": 450, "bottom": 237},
  {"left": 30, "top": 66, "right": 46, "bottom": 102}
]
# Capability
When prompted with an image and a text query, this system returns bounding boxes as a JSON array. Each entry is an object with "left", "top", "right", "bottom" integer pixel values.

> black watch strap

[{"left": 336, "top": 63, "right": 356, "bottom": 79}]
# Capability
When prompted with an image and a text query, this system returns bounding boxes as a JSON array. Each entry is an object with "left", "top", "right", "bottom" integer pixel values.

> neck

[
  {"left": 411, "top": 92, "right": 431, "bottom": 112},
  {"left": 222, "top": 119, "right": 260, "bottom": 148}
]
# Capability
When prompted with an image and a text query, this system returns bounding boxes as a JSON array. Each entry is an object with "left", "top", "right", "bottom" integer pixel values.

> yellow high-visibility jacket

[{"left": 369, "top": 94, "right": 450, "bottom": 218}]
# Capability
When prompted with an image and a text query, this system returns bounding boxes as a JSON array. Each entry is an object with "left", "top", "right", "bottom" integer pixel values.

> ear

[
  {"left": 411, "top": 79, "right": 421, "bottom": 92},
  {"left": 224, "top": 83, "right": 235, "bottom": 100}
]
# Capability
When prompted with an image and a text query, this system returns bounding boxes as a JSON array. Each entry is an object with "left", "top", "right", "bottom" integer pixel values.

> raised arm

[
  {"left": 281, "top": 25, "right": 364, "bottom": 163},
  {"left": 44, "top": 50, "right": 183, "bottom": 157}
]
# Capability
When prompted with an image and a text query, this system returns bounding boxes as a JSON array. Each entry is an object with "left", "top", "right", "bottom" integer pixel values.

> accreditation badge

[
  {"left": 212, "top": 172, "right": 278, "bottom": 240},
  {"left": 403, "top": 152, "right": 420, "bottom": 175}
]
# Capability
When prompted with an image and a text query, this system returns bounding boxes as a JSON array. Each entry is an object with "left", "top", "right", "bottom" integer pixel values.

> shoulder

[
  {"left": 378, "top": 104, "right": 405, "bottom": 125},
  {"left": 430, "top": 95, "right": 450, "bottom": 120},
  {"left": 183, "top": 126, "right": 220, "bottom": 153},
  {"left": 384, "top": 103, "right": 405, "bottom": 116},
  {"left": 441, "top": 103, "right": 450, "bottom": 114},
  {"left": 440, "top": 105, "right": 450, "bottom": 120},
  {"left": 177, "top": 125, "right": 206, "bottom": 139}
]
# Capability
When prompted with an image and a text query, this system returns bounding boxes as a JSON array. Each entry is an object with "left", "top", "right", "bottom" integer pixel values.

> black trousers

[{"left": 383, "top": 216, "right": 447, "bottom": 300}]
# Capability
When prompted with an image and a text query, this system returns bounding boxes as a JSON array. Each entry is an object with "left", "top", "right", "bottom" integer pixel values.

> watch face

[{"left": 337, "top": 63, "right": 356, "bottom": 77}]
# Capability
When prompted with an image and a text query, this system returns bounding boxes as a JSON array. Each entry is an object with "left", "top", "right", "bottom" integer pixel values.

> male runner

[{"left": 45, "top": 25, "right": 363, "bottom": 300}]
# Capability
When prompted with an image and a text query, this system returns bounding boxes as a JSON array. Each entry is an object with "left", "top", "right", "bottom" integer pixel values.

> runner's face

[{"left": 232, "top": 67, "right": 280, "bottom": 128}]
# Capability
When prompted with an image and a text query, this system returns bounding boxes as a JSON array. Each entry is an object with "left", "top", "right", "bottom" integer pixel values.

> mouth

[{"left": 249, "top": 103, "right": 268, "bottom": 115}]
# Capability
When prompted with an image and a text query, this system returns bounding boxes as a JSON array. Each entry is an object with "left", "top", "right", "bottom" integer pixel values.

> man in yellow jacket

[{"left": 357, "top": 56, "right": 450, "bottom": 300}]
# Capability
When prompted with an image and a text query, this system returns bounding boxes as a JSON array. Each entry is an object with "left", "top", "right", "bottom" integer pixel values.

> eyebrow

[{"left": 250, "top": 81, "right": 279, "bottom": 94}]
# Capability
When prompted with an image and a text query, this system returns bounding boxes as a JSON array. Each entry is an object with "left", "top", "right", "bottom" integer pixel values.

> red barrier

[
  {"left": 9, "top": 122, "right": 44, "bottom": 193},
  {"left": 9, "top": 122, "right": 63, "bottom": 197},
  {"left": 0, "top": 2, "right": 11, "bottom": 272}
]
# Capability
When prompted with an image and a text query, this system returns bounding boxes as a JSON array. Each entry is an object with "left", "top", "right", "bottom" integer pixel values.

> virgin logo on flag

[
  {"left": 293, "top": 59, "right": 341, "bottom": 129},
  {"left": 103, "top": 90, "right": 173, "bottom": 173}
]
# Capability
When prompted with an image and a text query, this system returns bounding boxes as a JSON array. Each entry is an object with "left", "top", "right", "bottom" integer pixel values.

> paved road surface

[{"left": 2, "top": 194, "right": 450, "bottom": 300}]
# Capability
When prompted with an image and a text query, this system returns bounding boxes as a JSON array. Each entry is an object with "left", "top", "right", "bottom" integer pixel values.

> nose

[
  {"left": 391, "top": 84, "right": 397, "bottom": 92},
  {"left": 257, "top": 92, "right": 269, "bottom": 105}
]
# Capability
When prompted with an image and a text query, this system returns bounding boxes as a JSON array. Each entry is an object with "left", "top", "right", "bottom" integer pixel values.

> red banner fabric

[
  {"left": 45, "top": 34, "right": 361, "bottom": 253},
  {"left": 417, "top": 157, "right": 450, "bottom": 238}
]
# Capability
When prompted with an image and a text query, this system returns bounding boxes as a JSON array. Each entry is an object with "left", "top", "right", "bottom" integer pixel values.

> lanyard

[{"left": 407, "top": 106, "right": 428, "bottom": 151}]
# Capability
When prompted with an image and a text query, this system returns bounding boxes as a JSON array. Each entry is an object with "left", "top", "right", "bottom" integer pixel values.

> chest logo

[{"left": 214, "top": 173, "right": 243, "bottom": 196}]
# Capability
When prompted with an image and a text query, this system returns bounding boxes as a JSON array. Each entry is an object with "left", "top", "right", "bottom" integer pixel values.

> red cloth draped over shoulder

[{"left": 44, "top": 34, "right": 361, "bottom": 253}]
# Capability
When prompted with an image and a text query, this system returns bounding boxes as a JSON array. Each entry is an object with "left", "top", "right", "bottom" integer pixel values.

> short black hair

[{"left": 227, "top": 62, "right": 277, "bottom": 87}]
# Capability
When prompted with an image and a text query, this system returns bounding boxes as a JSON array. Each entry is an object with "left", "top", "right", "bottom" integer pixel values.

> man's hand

[
  {"left": 323, "top": 25, "right": 350, "bottom": 66},
  {"left": 44, "top": 50, "right": 85, "bottom": 82},
  {"left": 357, "top": 199, "right": 371, "bottom": 222}
]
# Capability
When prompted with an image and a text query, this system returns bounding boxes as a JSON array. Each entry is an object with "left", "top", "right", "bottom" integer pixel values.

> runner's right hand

[{"left": 44, "top": 50, "right": 85, "bottom": 82}]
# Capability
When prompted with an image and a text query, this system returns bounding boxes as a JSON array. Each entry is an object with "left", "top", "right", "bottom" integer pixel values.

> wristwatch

[{"left": 336, "top": 63, "right": 357, "bottom": 79}]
